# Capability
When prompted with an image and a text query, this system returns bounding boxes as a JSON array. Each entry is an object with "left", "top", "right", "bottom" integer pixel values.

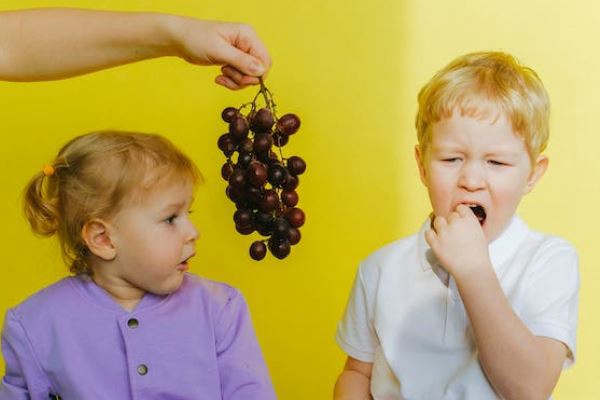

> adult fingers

[
  {"left": 215, "top": 75, "right": 241, "bottom": 90},
  {"left": 221, "top": 65, "right": 260, "bottom": 87}
]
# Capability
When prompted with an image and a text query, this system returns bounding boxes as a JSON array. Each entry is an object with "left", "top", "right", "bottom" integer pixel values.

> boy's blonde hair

[
  {"left": 416, "top": 51, "right": 549, "bottom": 162},
  {"left": 24, "top": 130, "right": 202, "bottom": 276}
]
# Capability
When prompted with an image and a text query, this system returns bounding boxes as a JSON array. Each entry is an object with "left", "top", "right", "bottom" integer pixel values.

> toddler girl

[{"left": 1, "top": 130, "right": 276, "bottom": 399}]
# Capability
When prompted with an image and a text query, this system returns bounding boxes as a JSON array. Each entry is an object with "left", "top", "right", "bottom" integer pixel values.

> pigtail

[{"left": 23, "top": 168, "right": 60, "bottom": 237}]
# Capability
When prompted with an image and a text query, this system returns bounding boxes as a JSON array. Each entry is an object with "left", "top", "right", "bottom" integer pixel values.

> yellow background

[{"left": 0, "top": 0, "right": 598, "bottom": 398}]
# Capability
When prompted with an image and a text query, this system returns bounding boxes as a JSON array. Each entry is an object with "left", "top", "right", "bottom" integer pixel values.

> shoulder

[
  {"left": 7, "top": 277, "right": 79, "bottom": 321},
  {"left": 521, "top": 228, "right": 578, "bottom": 266},
  {"left": 516, "top": 227, "right": 579, "bottom": 284},
  {"left": 358, "top": 232, "right": 420, "bottom": 282},
  {"left": 177, "top": 273, "right": 244, "bottom": 310}
]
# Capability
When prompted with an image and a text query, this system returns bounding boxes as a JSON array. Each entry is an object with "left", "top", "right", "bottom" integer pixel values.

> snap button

[
  {"left": 137, "top": 364, "right": 148, "bottom": 375},
  {"left": 127, "top": 318, "right": 139, "bottom": 329}
]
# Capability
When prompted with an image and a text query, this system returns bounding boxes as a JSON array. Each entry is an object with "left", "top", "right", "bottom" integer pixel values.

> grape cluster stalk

[{"left": 217, "top": 79, "right": 306, "bottom": 260}]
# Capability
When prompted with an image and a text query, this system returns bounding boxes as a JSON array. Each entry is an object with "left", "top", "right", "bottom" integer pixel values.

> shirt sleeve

[
  {"left": 336, "top": 262, "right": 379, "bottom": 362},
  {"left": 1, "top": 309, "right": 52, "bottom": 400},
  {"left": 519, "top": 239, "right": 579, "bottom": 367},
  {"left": 214, "top": 288, "right": 276, "bottom": 400}
]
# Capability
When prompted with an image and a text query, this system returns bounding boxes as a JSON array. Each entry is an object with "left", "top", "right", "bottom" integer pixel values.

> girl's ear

[
  {"left": 524, "top": 155, "right": 549, "bottom": 195},
  {"left": 81, "top": 219, "right": 116, "bottom": 261}
]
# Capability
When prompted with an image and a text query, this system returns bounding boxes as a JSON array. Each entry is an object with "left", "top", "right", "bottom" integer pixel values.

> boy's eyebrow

[{"left": 430, "top": 145, "right": 523, "bottom": 159}]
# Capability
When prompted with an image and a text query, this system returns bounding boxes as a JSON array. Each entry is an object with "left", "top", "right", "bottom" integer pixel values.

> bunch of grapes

[{"left": 218, "top": 79, "right": 306, "bottom": 261}]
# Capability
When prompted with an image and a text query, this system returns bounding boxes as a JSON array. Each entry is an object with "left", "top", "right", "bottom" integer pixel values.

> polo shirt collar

[{"left": 418, "top": 215, "right": 529, "bottom": 272}]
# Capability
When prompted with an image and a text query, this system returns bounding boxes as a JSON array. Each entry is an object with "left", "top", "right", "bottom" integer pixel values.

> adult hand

[
  {"left": 171, "top": 19, "right": 272, "bottom": 90},
  {"left": 0, "top": 9, "right": 271, "bottom": 87}
]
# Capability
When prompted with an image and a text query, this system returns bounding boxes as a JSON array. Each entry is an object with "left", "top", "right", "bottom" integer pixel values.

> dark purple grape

[
  {"left": 253, "top": 133, "right": 273, "bottom": 154},
  {"left": 229, "top": 116, "right": 249, "bottom": 140},
  {"left": 234, "top": 209, "right": 253, "bottom": 227},
  {"left": 217, "top": 133, "right": 236, "bottom": 157},
  {"left": 287, "top": 156, "right": 306, "bottom": 176},
  {"left": 254, "top": 211, "right": 274, "bottom": 228},
  {"left": 273, "top": 131, "right": 289, "bottom": 147},
  {"left": 239, "top": 138, "right": 254, "bottom": 153},
  {"left": 247, "top": 161, "right": 268, "bottom": 187},
  {"left": 273, "top": 217, "right": 291, "bottom": 238},
  {"left": 288, "top": 227, "right": 301, "bottom": 245},
  {"left": 245, "top": 186, "right": 264, "bottom": 206},
  {"left": 281, "top": 190, "right": 299, "bottom": 207},
  {"left": 250, "top": 108, "right": 275, "bottom": 133},
  {"left": 235, "top": 224, "right": 254, "bottom": 235},
  {"left": 250, "top": 241, "right": 267, "bottom": 261},
  {"left": 256, "top": 225, "right": 272, "bottom": 237},
  {"left": 276, "top": 114, "right": 301, "bottom": 135},
  {"left": 285, "top": 207, "right": 305, "bottom": 228},
  {"left": 226, "top": 185, "right": 246, "bottom": 204},
  {"left": 259, "top": 189, "right": 280, "bottom": 212},
  {"left": 237, "top": 152, "right": 253, "bottom": 169},
  {"left": 221, "top": 162, "right": 234, "bottom": 181},
  {"left": 247, "top": 110, "right": 256, "bottom": 126},
  {"left": 221, "top": 107, "right": 239, "bottom": 123},
  {"left": 282, "top": 174, "right": 299, "bottom": 191},
  {"left": 228, "top": 169, "right": 246, "bottom": 189},
  {"left": 268, "top": 236, "right": 291, "bottom": 259},
  {"left": 268, "top": 164, "right": 287, "bottom": 187}
]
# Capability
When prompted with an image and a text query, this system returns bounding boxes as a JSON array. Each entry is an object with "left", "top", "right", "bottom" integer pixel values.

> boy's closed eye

[{"left": 487, "top": 160, "right": 511, "bottom": 166}]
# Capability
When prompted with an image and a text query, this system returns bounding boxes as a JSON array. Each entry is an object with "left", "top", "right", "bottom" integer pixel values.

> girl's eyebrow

[{"left": 160, "top": 197, "right": 195, "bottom": 212}]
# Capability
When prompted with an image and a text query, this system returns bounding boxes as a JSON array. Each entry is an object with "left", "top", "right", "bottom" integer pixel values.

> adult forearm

[
  {"left": 0, "top": 8, "right": 177, "bottom": 81},
  {"left": 456, "top": 267, "right": 556, "bottom": 399},
  {"left": 334, "top": 370, "right": 372, "bottom": 400}
]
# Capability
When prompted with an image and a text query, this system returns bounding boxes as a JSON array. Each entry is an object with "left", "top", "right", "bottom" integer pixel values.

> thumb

[{"left": 218, "top": 45, "right": 266, "bottom": 77}]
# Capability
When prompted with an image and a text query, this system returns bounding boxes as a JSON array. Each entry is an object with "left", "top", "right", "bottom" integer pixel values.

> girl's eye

[{"left": 165, "top": 214, "right": 177, "bottom": 224}]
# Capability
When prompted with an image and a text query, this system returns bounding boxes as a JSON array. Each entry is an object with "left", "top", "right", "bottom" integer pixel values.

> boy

[{"left": 334, "top": 52, "right": 579, "bottom": 399}]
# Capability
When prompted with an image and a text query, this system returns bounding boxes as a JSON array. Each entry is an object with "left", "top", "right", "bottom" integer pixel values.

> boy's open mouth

[{"left": 468, "top": 205, "right": 486, "bottom": 225}]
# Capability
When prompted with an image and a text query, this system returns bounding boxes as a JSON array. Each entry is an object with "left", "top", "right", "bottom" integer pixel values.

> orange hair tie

[{"left": 42, "top": 165, "right": 55, "bottom": 177}]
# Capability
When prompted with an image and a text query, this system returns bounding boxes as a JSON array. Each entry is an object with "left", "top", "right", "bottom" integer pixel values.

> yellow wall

[{"left": 0, "top": 1, "right": 597, "bottom": 398}]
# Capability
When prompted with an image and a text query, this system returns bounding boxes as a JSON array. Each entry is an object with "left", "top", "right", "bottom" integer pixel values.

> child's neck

[{"left": 90, "top": 269, "right": 145, "bottom": 312}]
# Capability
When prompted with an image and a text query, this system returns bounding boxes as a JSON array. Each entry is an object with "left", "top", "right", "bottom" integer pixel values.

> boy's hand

[{"left": 425, "top": 204, "right": 491, "bottom": 279}]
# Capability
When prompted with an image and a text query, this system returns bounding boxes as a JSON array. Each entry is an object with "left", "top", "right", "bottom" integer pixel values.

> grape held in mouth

[{"left": 218, "top": 78, "right": 306, "bottom": 261}]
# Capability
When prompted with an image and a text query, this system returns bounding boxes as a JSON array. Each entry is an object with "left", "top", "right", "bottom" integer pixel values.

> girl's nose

[{"left": 185, "top": 219, "right": 199, "bottom": 242}]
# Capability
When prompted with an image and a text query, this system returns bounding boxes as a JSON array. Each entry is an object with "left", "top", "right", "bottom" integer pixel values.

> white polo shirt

[{"left": 336, "top": 216, "right": 579, "bottom": 400}]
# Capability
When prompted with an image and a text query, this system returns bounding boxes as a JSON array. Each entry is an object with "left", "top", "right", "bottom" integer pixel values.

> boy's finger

[
  {"left": 433, "top": 216, "right": 448, "bottom": 232},
  {"left": 455, "top": 204, "right": 472, "bottom": 217},
  {"left": 425, "top": 229, "right": 437, "bottom": 247}
]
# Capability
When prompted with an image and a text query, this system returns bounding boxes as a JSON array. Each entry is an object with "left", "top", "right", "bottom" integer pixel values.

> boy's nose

[{"left": 458, "top": 162, "right": 486, "bottom": 191}]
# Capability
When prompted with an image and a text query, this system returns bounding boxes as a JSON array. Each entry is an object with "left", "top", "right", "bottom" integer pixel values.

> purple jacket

[{"left": 0, "top": 273, "right": 276, "bottom": 399}]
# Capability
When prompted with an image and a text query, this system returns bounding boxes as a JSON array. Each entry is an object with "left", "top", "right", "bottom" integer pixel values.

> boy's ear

[
  {"left": 414, "top": 145, "right": 428, "bottom": 186},
  {"left": 524, "top": 155, "right": 549, "bottom": 195},
  {"left": 81, "top": 219, "right": 116, "bottom": 261}
]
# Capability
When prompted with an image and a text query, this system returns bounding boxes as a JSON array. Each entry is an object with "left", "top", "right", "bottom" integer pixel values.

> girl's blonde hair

[
  {"left": 24, "top": 130, "right": 202, "bottom": 276},
  {"left": 416, "top": 51, "right": 550, "bottom": 162}
]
